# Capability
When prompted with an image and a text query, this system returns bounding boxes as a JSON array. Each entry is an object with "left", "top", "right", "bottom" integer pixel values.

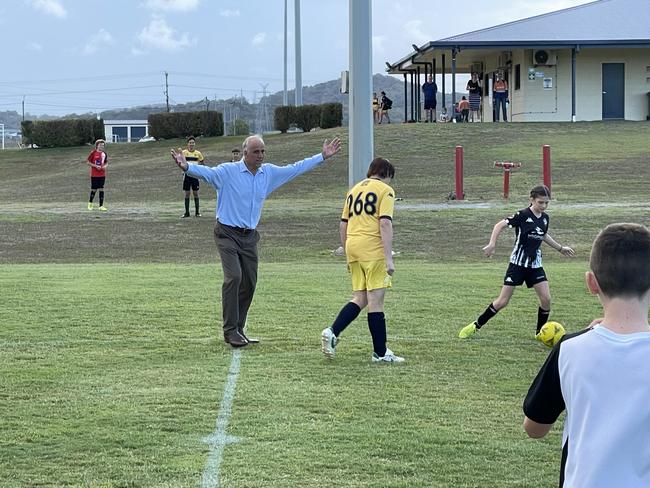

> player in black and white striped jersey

[{"left": 459, "top": 185, "right": 575, "bottom": 340}]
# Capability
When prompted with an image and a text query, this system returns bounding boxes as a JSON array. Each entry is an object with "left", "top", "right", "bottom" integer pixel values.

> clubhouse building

[{"left": 386, "top": 0, "right": 650, "bottom": 122}]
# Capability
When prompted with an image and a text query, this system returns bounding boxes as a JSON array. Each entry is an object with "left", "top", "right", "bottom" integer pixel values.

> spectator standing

[
  {"left": 466, "top": 72, "right": 482, "bottom": 122},
  {"left": 493, "top": 72, "right": 509, "bottom": 122},
  {"left": 421, "top": 75, "right": 438, "bottom": 123}
]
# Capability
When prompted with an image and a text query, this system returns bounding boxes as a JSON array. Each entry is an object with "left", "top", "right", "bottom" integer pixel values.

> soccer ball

[{"left": 537, "top": 321, "right": 566, "bottom": 348}]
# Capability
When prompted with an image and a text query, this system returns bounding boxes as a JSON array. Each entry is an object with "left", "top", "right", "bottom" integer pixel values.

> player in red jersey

[{"left": 86, "top": 139, "right": 108, "bottom": 211}]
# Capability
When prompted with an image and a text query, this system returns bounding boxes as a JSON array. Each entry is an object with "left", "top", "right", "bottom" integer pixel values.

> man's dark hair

[
  {"left": 366, "top": 157, "right": 395, "bottom": 179},
  {"left": 187, "top": 136, "right": 196, "bottom": 143},
  {"left": 530, "top": 185, "right": 551, "bottom": 199},
  {"left": 590, "top": 223, "right": 650, "bottom": 298},
  {"left": 232, "top": 148, "right": 240, "bottom": 153}
]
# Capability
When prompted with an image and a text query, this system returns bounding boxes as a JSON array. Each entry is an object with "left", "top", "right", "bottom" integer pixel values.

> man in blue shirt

[{"left": 171, "top": 135, "right": 342, "bottom": 347}]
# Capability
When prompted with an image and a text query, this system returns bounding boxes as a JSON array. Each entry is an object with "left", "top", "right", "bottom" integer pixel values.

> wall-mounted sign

[
  {"left": 535, "top": 71, "right": 544, "bottom": 78},
  {"left": 528, "top": 67, "right": 536, "bottom": 81},
  {"left": 543, "top": 78, "right": 553, "bottom": 89}
]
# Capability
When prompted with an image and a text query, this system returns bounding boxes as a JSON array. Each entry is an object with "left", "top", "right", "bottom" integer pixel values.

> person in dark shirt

[
  {"left": 422, "top": 75, "right": 438, "bottom": 123},
  {"left": 466, "top": 72, "right": 482, "bottom": 122},
  {"left": 459, "top": 185, "right": 575, "bottom": 340}
]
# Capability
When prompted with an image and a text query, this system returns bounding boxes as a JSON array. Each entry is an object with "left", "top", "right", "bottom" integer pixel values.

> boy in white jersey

[
  {"left": 459, "top": 185, "right": 575, "bottom": 340},
  {"left": 321, "top": 158, "right": 404, "bottom": 363},
  {"left": 523, "top": 223, "right": 650, "bottom": 488}
]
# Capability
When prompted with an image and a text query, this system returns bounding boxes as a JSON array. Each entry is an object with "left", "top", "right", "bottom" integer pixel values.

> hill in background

[{"left": 0, "top": 74, "right": 466, "bottom": 133}]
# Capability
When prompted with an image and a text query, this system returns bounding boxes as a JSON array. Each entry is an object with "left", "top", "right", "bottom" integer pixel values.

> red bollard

[
  {"left": 542, "top": 145, "right": 552, "bottom": 192},
  {"left": 455, "top": 146, "right": 464, "bottom": 200},
  {"left": 494, "top": 161, "right": 522, "bottom": 199}
]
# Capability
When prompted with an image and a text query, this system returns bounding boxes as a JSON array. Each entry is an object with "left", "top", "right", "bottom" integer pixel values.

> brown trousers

[{"left": 214, "top": 222, "right": 260, "bottom": 340}]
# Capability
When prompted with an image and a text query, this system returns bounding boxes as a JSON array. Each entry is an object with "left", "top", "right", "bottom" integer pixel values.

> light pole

[
  {"left": 348, "top": 0, "right": 373, "bottom": 186},
  {"left": 0, "top": 123, "right": 4, "bottom": 150},
  {"left": 294, "top": 0, "right": 302, "bottom": 106},
  {"left": 283, "top": 0, "right": 288, "bottom": 106}
]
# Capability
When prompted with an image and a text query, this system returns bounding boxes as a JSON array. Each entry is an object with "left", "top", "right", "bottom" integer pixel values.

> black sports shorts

[
  {"left": 183, "top": 175, "right": 200, "bottom": 191},
  {"left": 503, "top": 263, "right": 547, "bottom": 288},
  {"left": 424, "top": 99, "right": 437, "bottom": 110},
  {"left": 91, "top": 176, "right": 105, "bottom": 190}
]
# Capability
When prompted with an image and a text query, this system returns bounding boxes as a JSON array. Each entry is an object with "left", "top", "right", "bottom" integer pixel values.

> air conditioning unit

[
  {"left": 533, "top": 50, "right": 557, "bottom": 66},
  {"left": 498, "top": 51, "right": 512, "bottom": 68}
]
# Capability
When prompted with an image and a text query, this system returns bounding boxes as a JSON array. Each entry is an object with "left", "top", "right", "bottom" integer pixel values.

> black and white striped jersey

[{"left": 506, "top": 207, "right": 549, "bottom": 268}]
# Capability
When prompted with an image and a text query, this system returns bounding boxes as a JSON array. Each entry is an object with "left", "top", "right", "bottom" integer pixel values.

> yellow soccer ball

[{"left": 537, "top": 321, "right": 566, "bottom": 348}]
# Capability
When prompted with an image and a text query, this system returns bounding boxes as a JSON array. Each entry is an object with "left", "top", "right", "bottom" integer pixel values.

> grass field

[{"left": 1, "top": 121, "right": 649, "bottom": 487}]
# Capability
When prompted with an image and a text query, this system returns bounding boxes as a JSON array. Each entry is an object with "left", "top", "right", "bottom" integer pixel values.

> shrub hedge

[
  {"left": 148, "top": 111, "right": 224, "bottom": 140},
  {"left": 22, "top": 118, "right": 104, "bottom": 148},
  {"left": 273, "top": 103, "right": 342, "bottom": 133}
]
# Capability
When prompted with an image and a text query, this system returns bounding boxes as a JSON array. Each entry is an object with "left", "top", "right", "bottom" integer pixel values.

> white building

[
  {"left": 103, "top": 120, "right": 149, "bottom": 142},
  {"left": 387, "top": 0, "right": 650, "bottom": 122}
]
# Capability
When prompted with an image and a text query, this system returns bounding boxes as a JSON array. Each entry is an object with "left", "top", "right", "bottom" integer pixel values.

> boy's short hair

[
  {"left": 590, "top": 223, "right": 650, "bottom": 298},
  {"left": 187, "top": 136, "right": 196, "bottom": 143},
  {"left": 232, "top": 148, "right": 240, "bottom": 153},
  {"left": 366, "top": 157, "right": 395, "bottom": 179},
  {"left": 94, "top": 139, "right": 105, "bottom": 148},
  {"left": 530, "top": 185, "right": 551, "bottom": 199}
]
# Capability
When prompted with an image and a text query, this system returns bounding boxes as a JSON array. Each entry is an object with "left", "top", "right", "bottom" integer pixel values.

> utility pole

[
  {"left": 283, "top": 0, "right": 288, "bottom": 106},
  {"left": 205, "top": 96, "right": 210, "bottom": 111},
  {"left": 294, "top": 0, "right": 302, "bottom": 106},
  {"left": 22, "top": 96, "right": 25, "bottom": 121},
  {"left": 164, "top": 71, "right": 170, "bottom": 112}
]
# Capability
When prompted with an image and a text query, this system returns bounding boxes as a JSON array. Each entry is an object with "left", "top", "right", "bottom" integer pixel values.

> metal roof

[{"left": 387, "top": 0, "right": 650, "bottom": 72}]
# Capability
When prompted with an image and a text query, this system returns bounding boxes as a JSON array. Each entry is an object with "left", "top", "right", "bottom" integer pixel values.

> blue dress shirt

[{"left": 186, "top": 153, "right": 324, "bottom": 229}]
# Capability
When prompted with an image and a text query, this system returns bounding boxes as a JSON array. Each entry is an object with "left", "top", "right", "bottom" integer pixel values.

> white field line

[{"left": 201, "top": 349, "right": 243, "bottom": 488}]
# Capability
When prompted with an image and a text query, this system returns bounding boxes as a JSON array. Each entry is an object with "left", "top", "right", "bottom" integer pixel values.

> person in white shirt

[{"left": 523, "top": 222, "right": 650, "bottom": 488}]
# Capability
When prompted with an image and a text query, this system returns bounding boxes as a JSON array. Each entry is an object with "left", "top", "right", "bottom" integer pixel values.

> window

[{"left": 515, "top": 64, "right": 521, "bottom": 90}]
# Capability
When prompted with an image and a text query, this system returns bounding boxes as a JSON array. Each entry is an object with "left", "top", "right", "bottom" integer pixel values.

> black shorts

[
  {"left": 503, "top": 263, "right": 547, "bottom": 288},
  {"left": 424, "top": 99, "right": 437, "bottom": 110},
  {"left": 183, "top": 175, "right": 200, "bottom": 191},
  {"left": 91, "top": 176, "right": 105, "bottom": 190}
]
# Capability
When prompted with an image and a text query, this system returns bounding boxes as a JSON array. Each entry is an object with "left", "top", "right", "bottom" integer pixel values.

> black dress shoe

[
  {"left": 240, "top": 332, "right": 259, "bottom": 344},
  {"left": 224, "top": 332, "right": 248, "bottom": 348}
]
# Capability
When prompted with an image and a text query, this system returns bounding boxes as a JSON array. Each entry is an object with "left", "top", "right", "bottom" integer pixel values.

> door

[{"left": 602, "top": 63, "right": 624, "bottom": 119}]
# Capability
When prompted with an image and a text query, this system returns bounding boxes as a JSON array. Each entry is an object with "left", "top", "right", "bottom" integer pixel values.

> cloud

[
  {"left": 28, "top": 42, "right": 43, "bottom": 51},
  {"left": 135, "top": 17, "right": 195, "bottom": 52},
  {"left": 219, "top": 9, "right": 240, "bottom": 17},
  {"left": 143, "top": 0, "right": 199, "bottom": 11},
  {"left": 27, "top": 0, "right": 67, "bottom": 19},
  {"left": 83, "top": 28, "right": 115, "bottom": 55},
  {"left": 372, "top": 35, "right": 386, "bottom": 52},
  {"left": 403, "top": 20, "right": 430, "bottom": 45},
  {"left": 252, "top": 32, "right": 267, "bottom": 47}
]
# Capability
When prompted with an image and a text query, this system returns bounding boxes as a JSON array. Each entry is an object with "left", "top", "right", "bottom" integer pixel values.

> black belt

[{"left": 218, "top": 221, "right": 255, "bottom": 234}]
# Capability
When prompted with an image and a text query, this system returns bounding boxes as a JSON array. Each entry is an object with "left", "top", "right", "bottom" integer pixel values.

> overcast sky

[{"left": 1, "top": 0, "right": 592, "bottom": 115}]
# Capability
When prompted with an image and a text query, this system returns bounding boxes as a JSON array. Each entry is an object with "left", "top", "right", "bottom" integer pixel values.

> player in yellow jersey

[
  {"left": 181, "top": 136, "right": 204, "bottom": 218},
  {"left": 322, "top": 157, "right": 404, "bottom": 362}
]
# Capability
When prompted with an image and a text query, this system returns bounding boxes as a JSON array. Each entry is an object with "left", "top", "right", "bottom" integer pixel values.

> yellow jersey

[
  {"left": 182, "top": 149, "right": 204, "bottom": 164},
  {"left": 341, "top": 178, "right": 395, "bottom": 263}
]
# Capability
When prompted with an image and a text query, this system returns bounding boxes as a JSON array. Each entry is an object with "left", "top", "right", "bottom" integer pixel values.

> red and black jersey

[{"left": 87, "top": 150, "right": 107, "bottom": 177}]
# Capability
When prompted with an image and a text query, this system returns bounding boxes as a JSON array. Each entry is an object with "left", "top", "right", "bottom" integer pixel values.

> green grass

[
  {"left": 1, "top": 262, "right": 595, "bottom": 487},
  {"left": 0, "top": 121, "right": 649, "bottom": 486}
]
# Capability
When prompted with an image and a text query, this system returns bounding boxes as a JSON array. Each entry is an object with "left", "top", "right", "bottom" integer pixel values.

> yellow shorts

[{"left": 349, "top": 260, "right": 392, "bottom": 291}]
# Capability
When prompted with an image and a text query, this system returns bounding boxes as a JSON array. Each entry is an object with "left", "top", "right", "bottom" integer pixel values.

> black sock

[
  {"left": 537, "top": 308, "right": 551, "bottom": 333},
  {"left": 367, "top": 312, "right": 387, "bottom": 357},
  {"left": 331, "top": 302, "right": 361, "bottom": 336},
  {"left": 194, "top": 197, "right": 200, "bottom": 214},
  {"left": 89, "top": 190, "right": 96, "bottom": 203},
  {"left": 184, "top": 197, "right": 190, "bottom": 215},
  {"left": 99, "top": 191, "right": 104, "bottom": 206},
  {"left": 477, "top": 303, "right": 499, "bottom": 329}
]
